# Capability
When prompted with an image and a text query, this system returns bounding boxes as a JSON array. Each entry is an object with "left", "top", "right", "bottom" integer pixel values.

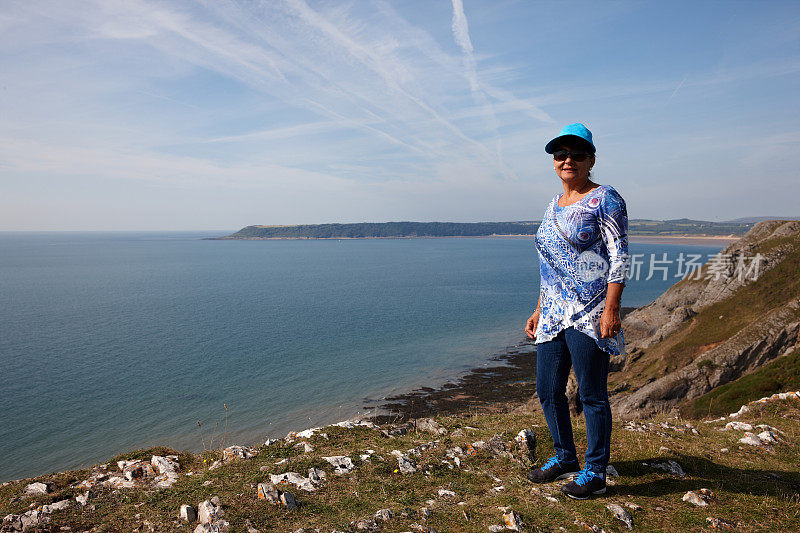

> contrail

[
  {"left": 668, "top": 76, "right": 687, "bottom": 101},
  {"left": 450, "top": 0, "right": 512, "bottom": 177}
]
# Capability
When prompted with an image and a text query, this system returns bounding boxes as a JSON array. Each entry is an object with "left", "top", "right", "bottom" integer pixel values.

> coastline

[
  {"left": 370, "top": 307, "right": 638, "bottom": 422},
  {"left": 211, "top": 234, "right": 742, "bottom": 243},
  {"left": 628, "top": 235, "right": 738, "bottom": 245}
]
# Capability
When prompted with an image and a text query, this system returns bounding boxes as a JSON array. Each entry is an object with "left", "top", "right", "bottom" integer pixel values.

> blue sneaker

[
  {"left": 527, "top": 455, "right": 580, "bottom": 483},
  {"left": 561, "top": 465, "right": 607, "bottom": 499}
]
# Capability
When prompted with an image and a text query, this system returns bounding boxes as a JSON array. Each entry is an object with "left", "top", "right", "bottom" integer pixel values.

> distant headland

[{"left": 210, "top": 219, "right": 754, "bottom": 240}]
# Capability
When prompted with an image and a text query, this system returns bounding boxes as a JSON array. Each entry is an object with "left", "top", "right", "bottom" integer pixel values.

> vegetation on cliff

[
  {"left": 610, "top": 220, "right": 800, "bottom": 419},
  {"left": 218, "top": 219, "right": 751, "bottom": 240},
  {"left": 1, "top": 394, "right": 798, "bottom": 532}
]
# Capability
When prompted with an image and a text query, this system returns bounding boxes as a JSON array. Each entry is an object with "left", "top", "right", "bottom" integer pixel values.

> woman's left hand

[{"left": 599, "top": 307, "right": 621, "bottom": 338}]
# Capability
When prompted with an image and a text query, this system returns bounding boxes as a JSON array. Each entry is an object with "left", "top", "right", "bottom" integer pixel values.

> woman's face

[{"left": 553, "top": 144, "right": 594, "bottom": 184}]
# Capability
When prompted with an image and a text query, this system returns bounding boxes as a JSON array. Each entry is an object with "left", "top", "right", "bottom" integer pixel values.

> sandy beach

[{"left": 628, "top": 234, "right": 739, "bottom": 246}]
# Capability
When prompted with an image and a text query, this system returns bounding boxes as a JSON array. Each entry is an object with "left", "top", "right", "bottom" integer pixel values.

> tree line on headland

[{"left": 216, "top": 219, "right": 752, "bottom": 239}]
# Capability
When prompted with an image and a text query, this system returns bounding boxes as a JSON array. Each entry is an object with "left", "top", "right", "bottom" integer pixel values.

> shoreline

[
  {"left": 370, "top": 307, "right": 638, "bottom": 422},
  {"left": 210, "top": 234, "right": 741, "bottom": 244}
]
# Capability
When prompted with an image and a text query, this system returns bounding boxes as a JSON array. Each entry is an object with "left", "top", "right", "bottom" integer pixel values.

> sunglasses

[{"left": 553, "top": 150, "right": 591, "bottom": 162}]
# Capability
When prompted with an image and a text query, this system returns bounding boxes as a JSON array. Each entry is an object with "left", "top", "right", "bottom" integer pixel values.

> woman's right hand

[{"left": 525, "top": 309, "right": 540, "bottom": 340}]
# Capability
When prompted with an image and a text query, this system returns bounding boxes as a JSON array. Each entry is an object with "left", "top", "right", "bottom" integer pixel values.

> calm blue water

[{"left": 0, "top": 232, "right": 725, "bottom": 481}]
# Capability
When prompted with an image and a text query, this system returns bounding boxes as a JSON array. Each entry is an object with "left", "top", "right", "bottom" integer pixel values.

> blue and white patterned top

[{"left": 534, "top": 184, "right": 629, "bottom": 355}]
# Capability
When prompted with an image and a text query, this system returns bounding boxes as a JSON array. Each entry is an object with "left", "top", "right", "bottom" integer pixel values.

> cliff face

[{"left": 609, "top": 220, "right": 800, "bottom": 419}]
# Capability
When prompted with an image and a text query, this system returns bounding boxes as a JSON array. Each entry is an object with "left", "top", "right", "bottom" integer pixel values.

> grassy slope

[
  {"left": 681, "top": 347, "right": 800, "bottom": 419},
  {"left": 2, "top": 398, "right": 799, "bottom": 532},
  {"left": 609, "top": 228, "right": 800, "bottom": 394}
]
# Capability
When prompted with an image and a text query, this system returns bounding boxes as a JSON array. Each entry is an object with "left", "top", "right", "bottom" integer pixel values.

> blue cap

[{"left": 545, "top": 123, "right": 596, "bottom": 154}]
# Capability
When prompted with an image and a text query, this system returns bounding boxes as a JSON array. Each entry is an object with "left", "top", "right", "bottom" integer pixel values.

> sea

[{"left": 0, "top": 232, "right": 727, "bottom": 481}]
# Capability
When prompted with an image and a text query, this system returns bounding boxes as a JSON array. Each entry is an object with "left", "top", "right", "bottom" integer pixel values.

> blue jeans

[{"left": 536, "top": 326, "right": 611, "bottom": 474}]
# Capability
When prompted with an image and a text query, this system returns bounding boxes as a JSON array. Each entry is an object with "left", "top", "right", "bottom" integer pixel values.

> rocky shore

[{"left": 2, "top": 389, "right": 798, "bottom": 532}]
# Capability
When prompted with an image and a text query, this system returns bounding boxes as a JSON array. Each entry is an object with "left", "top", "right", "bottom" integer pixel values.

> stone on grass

[
  {"left": 257, "top": 483, "right": 280, "bottom": 504},
  {"left": 739, "top": 432, "right": 764, "bottom": 446},
  {"left": 606, "top": 465, "right": 620, "bottom": 478},
  {"left": 606, "top": 504, "right": 633, "bottom": 530},
  {"left": 645, "top": 459, "right": 685, "bottom": 477},
  {"left": 502, "top": 510, "right": 523, "bottom": 531},
  {"left": 19, "top": 509, "right": 48, "bottom": 531},
  {"left": 515, "top": 429, "right": 537, "bottom": 461},
  {"left": 180, "top": 504, "right": 197, "bottom": 522},
  {"left": 489, "top": 526, "right": 504, "bottom": 533},
  {"left": 374, "top": 508, "right": 393, "bottom": 521},
  {"left": 624, "top": 502, "right": 642, "bottom": 512},
  {"left": 293, "top": 441, "right": 314, "bottom": 453},
  {"left": 706, "top": 516, "right": 738, "bottom": 530},
  {"left": 487, "top": 434, "right": 510, "bottom": 455},
  {"left": 151, "top": 455, "right": 180, "bottom": 487},
  {"left": 322, "top": 456, "right": 355, "bottom": 475},
  {"left": 683, "top": 488, "right": 716, "bottom": 507},
  {"left": 437, "top": 489, "right": 456, "bottom": 500},
  {"left": 308, "top": 467, "right": 325, "bottom": 484},
  {"left": 222, "top": 445, "right": 258, "bottom": 462},
  {"left": 197, "top": 498, "right": 224, "bottom": 525},
  {"left": 194, "top": 522, "right": 229, "bottom": 533},
  {"left": 351, "top": 518, "right": 377, "bottom": 530},
  {"left": 757, "top": 430, "right": 778, "bottom": 444},
  {"left": 724, "top": 421, "right": 753, "bottom": 431},
  {"left": 41, "top": 500, "right": 70, "bottom": 514},
  {"left": 417, "top": 418, "right": 447, "bottom": 435},
  {"left": 393, "top": 452, "right": 417, "bottom": 474},
  {"left": 269, "top": 472, "right": 316, "bottom": 492},
  {"left": 24, "top": 482, "right": 49, "bottom": 495},
  {"left": 280, "top": 491, "right": 298, "bottom": 510}
]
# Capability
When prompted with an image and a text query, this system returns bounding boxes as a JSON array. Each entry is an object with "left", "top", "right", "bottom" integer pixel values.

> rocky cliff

[{"left": 608, "top": 220, "right": 800, "bottom": 419}]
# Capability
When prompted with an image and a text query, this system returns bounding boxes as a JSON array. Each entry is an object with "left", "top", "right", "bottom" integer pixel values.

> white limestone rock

[
  {"left": 293, "top": 441, "right": 314, "bottom": 453},
  {"left": 180, "top": 504, "right": 197, "bottom": 522},
  {"left": 683, "top": 491, "right": 708, "bottom": 507},
  {"left": 417, "top": 418, "right": 447, "bottom": 435},
  {"left": 739, "top": 432, "right": 764, "bottom": 446},
  {"left": 197, "top": 498, "right": 224, "bottom": 525},
  {"left": 437, "top": 489, "right": 456, "bottom": 500},
  {"left": 222, "top": 445, "right": 258, "bottom": 462},
  {"left": 269, "top": 472, "right": 317, "bottom": 492},
  {"left": 724, "top": 421, "right": 753, "bottom": 431},
  {"left": 757, "top": 430, "right": 779, "bottom": 444},
  {"left": 41, "top": 500, "right": 70, "bottom": 514},
  {"left": 394, "top": 452, "right": 417, "bottom": 474},
  {"left": 606, "top": 504, "right": 633, "bottom": 530},
  {"left": 75, "top": 491, "right": 90, "bottom": 506},
  {"left": 24, "top": 482, "right": 49, "bottom": 495},
  {"left": 151, "top": 455, "right": 180, "bottom": 487},
  {"left": 374, "top": 508, "right": 393, "bottom": 521},
  {"left": 322, "top": 455, "right": 355, "bottom": 475}
]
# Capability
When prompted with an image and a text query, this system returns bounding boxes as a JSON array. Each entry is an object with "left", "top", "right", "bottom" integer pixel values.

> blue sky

[{"left": 1, "top": 0, "right": 798, "bottom": 230}]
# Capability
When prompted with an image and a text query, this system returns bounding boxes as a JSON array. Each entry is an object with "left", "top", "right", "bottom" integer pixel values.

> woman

[{"left": 524, "top": 123, "right": 629, "bottom": 499}]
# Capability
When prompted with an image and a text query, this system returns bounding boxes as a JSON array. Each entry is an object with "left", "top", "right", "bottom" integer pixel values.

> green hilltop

[{"left": 217, "top": 219, "right": 751, "bottom": 239}]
